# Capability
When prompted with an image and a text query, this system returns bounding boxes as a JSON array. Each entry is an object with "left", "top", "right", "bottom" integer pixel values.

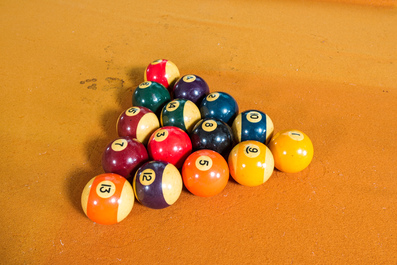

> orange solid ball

[
  {"left": 182, "top": 150, "right": 229, "bottom": 197},
  {"left": 268, "top": 129, "right": 314, "bottom": 173}
]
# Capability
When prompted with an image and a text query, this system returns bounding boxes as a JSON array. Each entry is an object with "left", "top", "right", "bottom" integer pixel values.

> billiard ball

[
  {"left": 81, "top": 173, "right": 134, "bottom": 225},
  {"left": 147, "top": 126, "right": 192, "bottom": 168},
  {"left": 132, "top": 81, "right": 171, "bottom": 115},
  {"left": 189, "top": 118, "right": 234, "bottom": 158},
  {"left": 117, "top": 106, "right": 160, "bottom": 145},
  {"left": 144, "top": 59, "right": 180, "bottom": 92},
  {"left": 228, "top": 140, "right": 274, "bottom": 187},
  {"left": 182, "top": 150, "right": 229, "bottom": 197},
  {"left": 102, "top": 137, "right": 149, "bottom": 180},
  {"left": 133, "top": 161, "right": 182, "bottom": 209},
  {"left": 199, "top": 91, "right": 239, "bottom": 126},
  {"left": 232, "top": 110, "right": 274, "bottom": 145},
  {"left": 160, "top": 99, "right": 201, "bottom": 133},
  {"left": 173, "top": 74, "right": 210, "bottom": 105},
  {"left": 268, "top": 129, "right": 314, "bottom": 173}
]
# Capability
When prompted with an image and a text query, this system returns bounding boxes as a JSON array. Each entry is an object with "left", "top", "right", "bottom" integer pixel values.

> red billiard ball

[
  {"left": 182, "top": 150, "right": 229, "bottom": 197},
  {"left": 81, "top": 173, "right": 134, "bottom": 225},
  {"left": 144, "top": 59, "right": 180, "bottom": 92},
  {"left": 102, "top": 137, "right": 149, "bottom": 180},
  {"left": 147, "top": 126, "right": 192, "bottom": 168},
  {"left": 133, "top": 161, "right": 183, "bottom": 209},
  {"left": 117, "top": 106, "right": 160, "bottom": 145}
]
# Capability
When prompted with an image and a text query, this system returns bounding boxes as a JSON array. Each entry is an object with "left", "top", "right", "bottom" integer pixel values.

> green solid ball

[{"left": 132, "top": 81, "right": 171, "bottom": 115}]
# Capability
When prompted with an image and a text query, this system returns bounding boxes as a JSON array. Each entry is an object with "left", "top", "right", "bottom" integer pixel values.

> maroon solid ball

[
  {"left": 147, "top": 126, "right": 192, "bottom": 168},
  {"left": 102, "top": 137, "right": 149, "bottom": 180},
  {"left": 173, "top": 75, "right": 209, "bottom": 105}
]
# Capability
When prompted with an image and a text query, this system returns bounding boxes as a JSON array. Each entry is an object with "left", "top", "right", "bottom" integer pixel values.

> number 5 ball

[
  {"left": 228, "top": 141, "right": 274, "bottom": 187},
  {"left": 133, "top": 161, "right": 182, "bottom": 209},
  {"left": 182, "top": 150, "right": 229, "bottom": 197},
  {"left": 268, "top": 129, "right": 314, "bottom": 173},
  {"left": 81, "top": 173, "right": 134, "bottom": 225}
]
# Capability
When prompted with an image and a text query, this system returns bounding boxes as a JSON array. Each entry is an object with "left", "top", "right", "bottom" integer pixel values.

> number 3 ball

[
  {"left": 232, "top": 110, "right": 274, "bottom": 145},
  {"left": 268, "top": 129, "right": 314, "bottom": 173},
  {"left": 182, "top": 150, "right": 229, "bottom": 197},
  {"left": 117, "top": 106, "right": 160, "bottom": 145},
  {"left": 228, "top": 140, "right": 274, "bottom": 187},
  {"left": 133, "top": 161, "right": 183, "bottom": 209},
  {"left": 160, "top": 99, "right": 201, "bottom": 133},
  {"left": 144, "top": 59, "right": 180, "bottom": 92},
  {"left": 147, "top": 126, "right": 192, "bottom": 168},
  {"left": 102, "top": 137, "right": 149, "bottom": 180},
  {"left": 81, "top": 173, "right": 135, "bottom": 225}
]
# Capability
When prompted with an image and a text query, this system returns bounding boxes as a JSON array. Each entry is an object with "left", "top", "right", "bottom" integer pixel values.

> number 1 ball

[
  {"left": 173, "top": 74, "right": 210, "bottom": 105},
  {"left": 144, "top": 59, "right": 180, "bottom": 92},
  {"left": 117, "top": 106, "right": 160, "bottom": 145},
  {"left": 102, "top": 137, "right": 149, "bottom": 180},
  {"left": 133, "top": 161, "right": 182, "bottom": 209},
  {"left": 81, "top": 173, "right": 134, "bottom": 225},
  {"left": 182, "top": 150, "right": 229, "bottom": 197},
  {"left": 147, "top": 126, "right": 192, "bottom": 168},
  {"left": 228, "top": 140, "right": 274, "bottom": 187},
  {"left": 268, "top": 129, "right": 314, "bottom": 173}
]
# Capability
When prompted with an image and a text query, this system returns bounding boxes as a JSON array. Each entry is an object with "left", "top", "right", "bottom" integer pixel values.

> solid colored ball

[
  {"left": 81, "top": 173, "right": 134, "bottom": 225},
  {"left": 199, "top": 91, "right": 239, "bottom": 126},
  {"left": 147, "top": 126, "right": 192, "bottom": 168},
  {"left": 173, "top": 74, "right": 210, "bottom": 105},
  {"left": 117, "top": 106, "right": 160, "bottom": 145},
  {"left": 102, "top": 137, "right": 149, "bottom": 180},
  {"left": 228, "top": 140, "right": 274, "bottom": 187},
  {"left": 133, "top": 161, "right": 182, "bottom": 209},
  {"left": 189, "top": 118, "right": 234, "bottom": 158},
  {"left": 132, "top": 81, "right": 171, "bottom": 115},
  {"left": 160, "top": 99, "right": 201, "bottom": 133},
  {"left": 144, "top": 59, "right": 180, "bottom": 91},
  {"left": 232, "top": 110, "right": 274, "bottom": 145},
  {"left": 182, "top": 150, "right": 229, "bottom": 197},
  {"left": 268, "top": 129, "right": 314, "bottom": 173}
]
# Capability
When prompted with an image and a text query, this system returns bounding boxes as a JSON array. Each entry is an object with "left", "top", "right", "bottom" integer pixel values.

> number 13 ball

[
  {"left": 81, "top": 173, "right": 134, "bottom": 225},
  {"left": 228, "top": 140, "right": 274, "bottom": 187}
]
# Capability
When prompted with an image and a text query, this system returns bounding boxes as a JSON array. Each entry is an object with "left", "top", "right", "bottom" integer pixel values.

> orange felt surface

[{"left": 1, "top": 0, "right": 396, "bottom": 264}]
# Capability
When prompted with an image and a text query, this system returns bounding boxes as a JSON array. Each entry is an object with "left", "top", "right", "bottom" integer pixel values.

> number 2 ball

[
  {"left": 81, "top": 173, "right": 134, "bottom": 225},
  {"left": 117, "top": 106, "right": 160, "bottom": 145},
  {"left": 144, "top": 59, "right": 180, "bottom": 92},
  {"left": 232, "top": 110, "right": 274, "bottom": 145},
  {"left": 147, "top": 126, "right": 192, "bottom": 168},
  {"left": 199, "top": 92, "right": 239, "bottom": 126},
  {"left": 102, "top": 137, "right": 149, "bottom": 180},
  {"left": 133, "top": 161, "right": 182, "bottom": 209},
  {"left": 182, "top": 150, "right": 229, "bottom": 197},
  {"left": 228, "top": 140, "right": 274, "bottom": 187},
  {"left": 173, "top": 74, "right": 210, "bottom": 105},
  {"left": 268, "top": 129, "right": 314, "bottom": 173}
]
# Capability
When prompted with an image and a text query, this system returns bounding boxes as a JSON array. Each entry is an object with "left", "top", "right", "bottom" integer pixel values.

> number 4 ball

[
  {"left": 268, "top": 129, "right": 314, "bottom": 173},
  {"left": 81, "top": 173, "right": 134, "bottom": 225}
]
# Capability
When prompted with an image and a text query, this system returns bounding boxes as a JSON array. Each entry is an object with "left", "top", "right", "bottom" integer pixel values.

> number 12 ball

[
  {"left": 133, "top": 161, "right": 182, "bottom": 209},
  {"left": 228, "top": 140, "right": 274, "bottom": 187},
  {"left": 81, "top": 173, "right": 134, "bottom": 225}
]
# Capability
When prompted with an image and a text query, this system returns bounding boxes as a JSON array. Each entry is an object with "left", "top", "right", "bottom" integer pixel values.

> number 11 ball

[
  {"left": 228, "top": 140, "right": 274, "bottom": 187},
  {"left": 144, "top": 59, "right": 180, "bottom": 92},
  {"left": 81, "top": 173, "right": 134, "bottom": 225}
]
